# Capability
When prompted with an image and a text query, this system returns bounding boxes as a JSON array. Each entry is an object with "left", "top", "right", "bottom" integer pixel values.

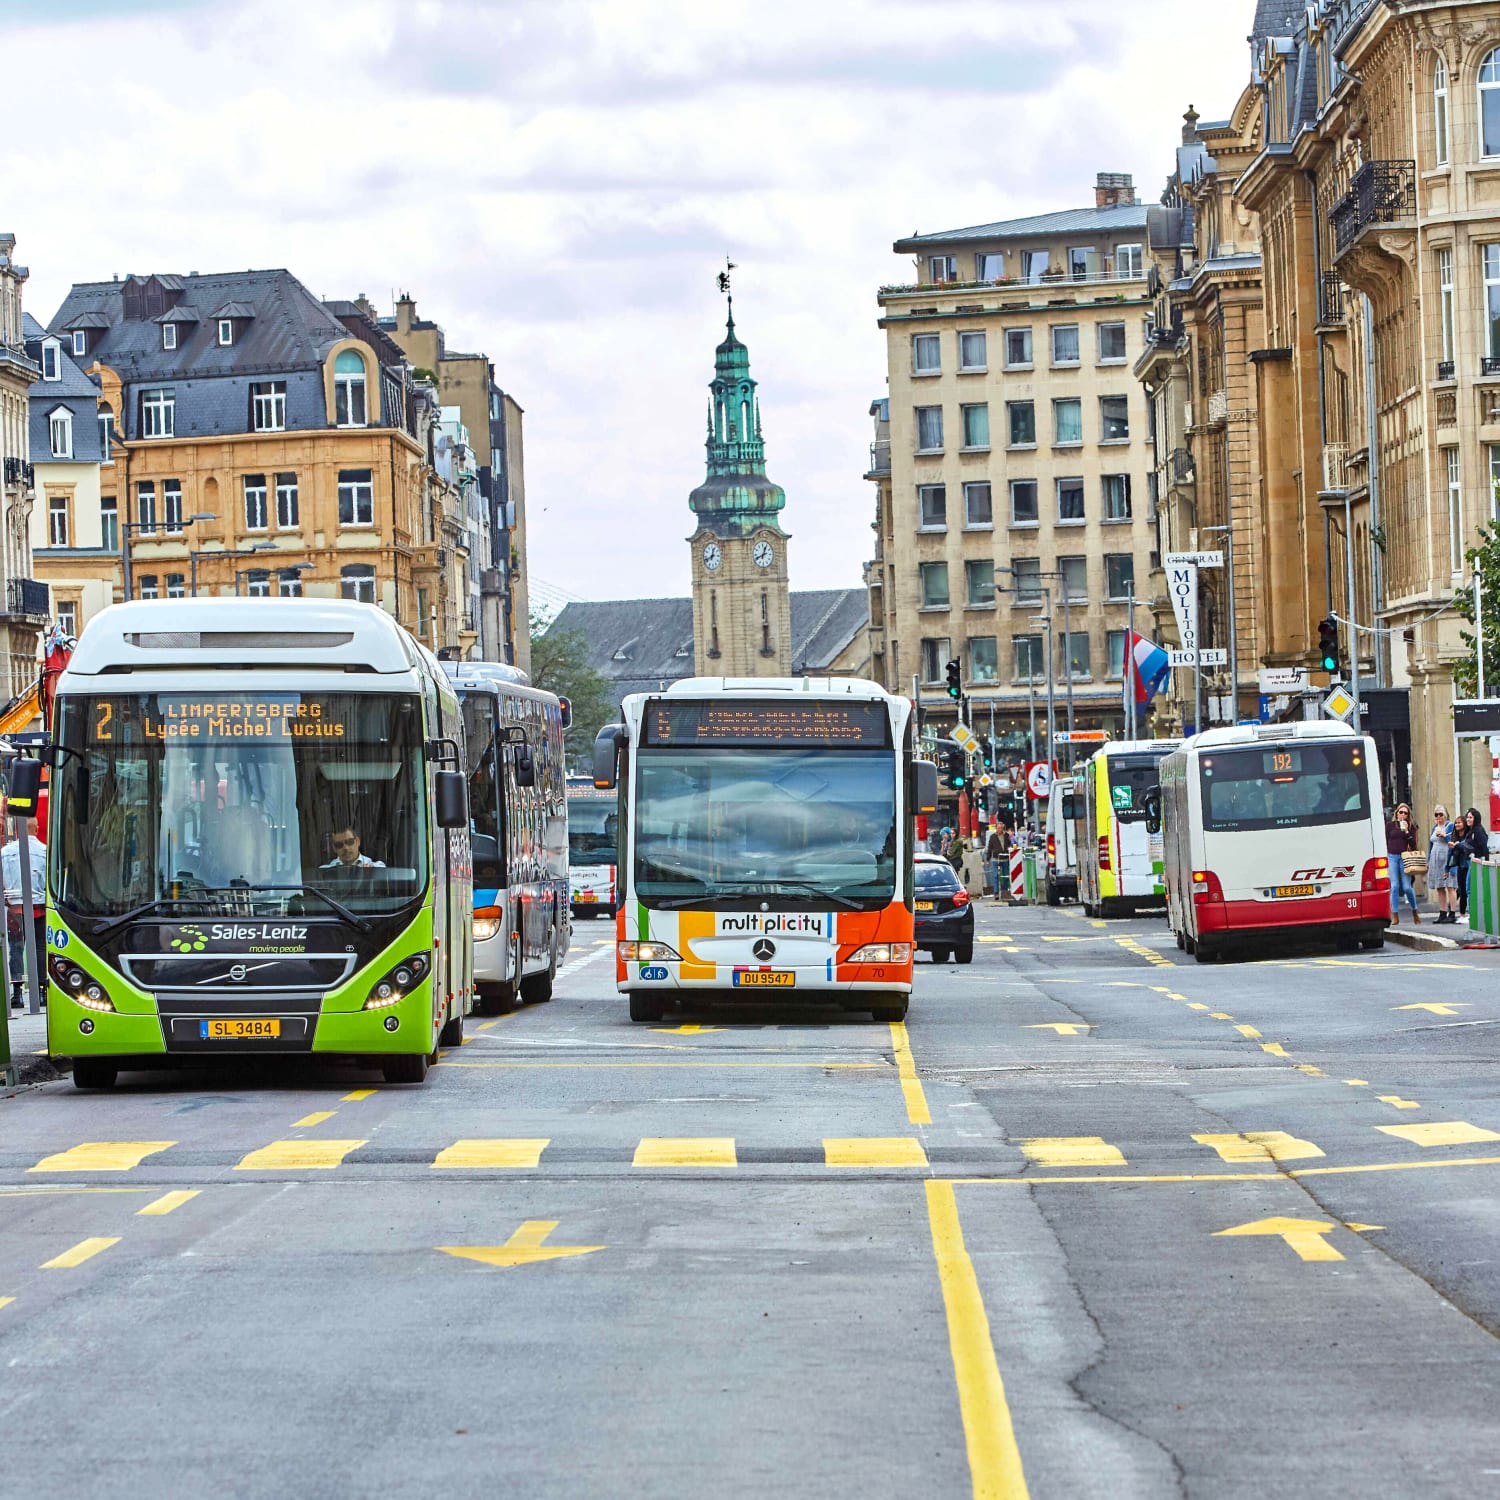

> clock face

[
  {"left": 703, "top": 543, "right": 721, "bottom": 571},
  {"left": 753, "top": 540, "right": 774, "bottom": 568}
]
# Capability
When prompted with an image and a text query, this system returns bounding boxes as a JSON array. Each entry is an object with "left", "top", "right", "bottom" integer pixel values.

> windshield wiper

[
  {"left": 709, "top": 880, "right": 866, "bottom": 911},
  {"left": 92, "top": 897, "right": 213, "bottom": 937},
  {"left": 237, "top": 885, "right": 374, "bottom": 933}
]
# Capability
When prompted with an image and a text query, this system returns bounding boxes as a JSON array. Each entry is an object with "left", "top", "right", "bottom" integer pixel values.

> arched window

[
  {"left": 1481, "top": 48, "right": 1500, "bottom": 158},
  {"left": 1436, "top": 56, "right": 1450, "bottom": 165},
  {"left": 334, "top": 349, "right": 368, "bottom": 427}
]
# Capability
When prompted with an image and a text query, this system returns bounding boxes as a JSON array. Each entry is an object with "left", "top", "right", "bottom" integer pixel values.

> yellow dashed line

[
  {"left": 291, "top": 1111, "right": 337, "bottom": 1129},
  {"left": 341, "top": 1089, "right": 378, "bottom": 1102},
  {"left": 1236, "top": 1024, "right": 1261, "bottom": 1039},
  {"left": 41, "top": 1237, "right": 119, "bottom": 1269},
  {"left": 1261, "top": 1042, "right": 1288, "bottom": 1057},
  {"left": 136, "top": 1190, "right": 199, "bottom": 1216}
]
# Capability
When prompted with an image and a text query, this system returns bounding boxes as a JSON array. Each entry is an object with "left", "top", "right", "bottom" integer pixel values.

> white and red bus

[
  {"left": 566, "top": 775, "right": 618, "bottom": 918},
  {"left": 592, "top": 678, "right": 936, "bottom": 1023},
  {"left": 1160, "top": 721, "right": 1389, "bottom": 963}
]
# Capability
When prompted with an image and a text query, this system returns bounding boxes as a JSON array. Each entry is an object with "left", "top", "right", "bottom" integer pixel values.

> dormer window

[
  {"left": 41, "top": 340, "right": 60, "bottom": 381},
  {"left": 71, "top": 330, "right": 86, "bottom": 358},
  {"left": 334, "top": 349, "right": 368, "bottom": 427},
  {"left": 162, "top": 323, "right": 178, "bottom": 351},
  {"left": 217, "top": 319, "right": 234, "bottom": 346},
  {"left": 48, "top": 407, "right": 72, "bottom": 459}
]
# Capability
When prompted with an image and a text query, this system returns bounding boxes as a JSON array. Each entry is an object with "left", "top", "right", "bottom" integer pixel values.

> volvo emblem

[
  {"left": 752, "top": 938, "right": 776, "bottom": 962},
  {"left": 229, "top": 964, "right": 248, "bottom": 982}
]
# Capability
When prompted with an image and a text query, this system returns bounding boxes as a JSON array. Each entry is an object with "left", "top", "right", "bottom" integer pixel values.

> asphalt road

[{"left": 1, "top": 902, "right": 1498, "bottom": 1499}]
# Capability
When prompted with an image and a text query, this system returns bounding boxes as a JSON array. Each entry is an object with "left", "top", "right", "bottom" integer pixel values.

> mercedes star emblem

[{"left": 752, "top": 938, "right": 776, "bottom": 962}]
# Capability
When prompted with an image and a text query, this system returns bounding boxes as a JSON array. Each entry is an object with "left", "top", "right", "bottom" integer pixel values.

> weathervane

[{"left": 717, "top": 257, "right": 737, "bottom": 295}]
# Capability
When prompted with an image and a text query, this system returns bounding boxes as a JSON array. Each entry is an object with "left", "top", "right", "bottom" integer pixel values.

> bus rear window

[
  {"left": 1107, "top": 757, "right": 1165, "bottom": 822},
  {"left": 1199, "top": 743, "right": 1370, "bottom": 832}
]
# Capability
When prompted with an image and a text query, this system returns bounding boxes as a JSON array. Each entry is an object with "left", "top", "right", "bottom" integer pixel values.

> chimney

[
  {"left": 1095, "top": 172, "right": 1137, "bottom": 208},
  {"left": 394, "top": 292, "right": 417, "bottom": 332}
]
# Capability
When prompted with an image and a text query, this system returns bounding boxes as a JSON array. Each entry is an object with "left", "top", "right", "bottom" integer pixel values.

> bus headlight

[
  {"left": 619, "top": 941, "right": 681, "bottom": 963},
  {"left": 473, "top": 907, "right": 503, "bottom": 942},
  {"left": 363, "top": 952, "right": 432, "bottom": 1010},
  {"left": 848, "top": 943, "right": 912, "bottom": 964},
  {"left": 48, "top": 955, "right": 116, "bottom": 1012}
]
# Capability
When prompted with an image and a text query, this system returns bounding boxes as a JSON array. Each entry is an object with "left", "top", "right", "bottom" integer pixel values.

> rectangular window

[
  {"left": 275, "top": 472, "right": 299, "bottom": 529},
  {"left": 279, "top": 569, "right": 304, "bottom": 598},
  {"left": 57, "top": 600, "right": 77, "bottom": 636},
  {"left": 1005, "top": 328, "right": 1033, "bottom": 368},
  {"left": 140, "top": 388, "right": 174, "bottom": 439},
  {"left": 929, "top": 255, "right": 958, "bottom": 283},
  {"left": 1484, "top": 245, "right": 1500, "bottom": 359},
  {"left": 166, "top": 573, "right": 186, "bottom": 600},
  {"left": 1485, "top": 71, "right": 1500, "bottom": 158},
  {"left": 1448, "top": 448, "right": 1464, "bottom": 575},
  {"left": 1060, "top": 556, "right": 1088, "bottom": 602},
  {"left": 920, "top": 637, "right": 951, "bottom": 684},
  {"left": 1102, "top": 473, "right": 1132, "bottom": 521},
  {"left": 41, "top": 343, "right": 59, "bottom": 380},
  {"left": 1105, "top": 553, "right": 1135, "bottom": 599},
  {"left": 915, "top": 406, "right": 944, "bottom": 451},
  {"left": 98, "top": 410, "right": 114, "bottom": 462},
  {"left": 136, "top": 481, "right": 156, "bottom": 535},
  {"left": 1054, "top": 398, "right": 1083, "bottom": 446},
  {"left": 920, "top": 561, "right": 950, "bottom": 609},
  {"left": 961, "top": 403, "right": 990, "bottom": 449},
  {"left": 912, "top": 333, "right": 941, "bottom": 374},
  {"left": 1100, "top": 395, "right": 1130, "bottom": 442},
  {"left": 162, "top": 323, "right": 178, "bottom": 351},
  {"left": 1057, "top": 476, "right": 1085, "bottom": 523},
  {"left": 963, "top": 481, "right": 993, "bottom": 528},
  {"left": 48, "top": 494, "right": 69, "bottom": 548},
  {"left": 1115, "top": 244, "right": 1143, "bottom": 279},
  {"left": 958, "top": 331, "right": 987, "bottom": 371},
  {"left": 1007, "top": 400, "right": 1035, "bottom": 447},
  {"left": 1098, "top": 321, "right": 1127, "bottom": 362},
  {"left": 1106, "top": 629, "right": 1127, "bottom": 680},
  {"left": 245, "top": 569, "right": 271, "bottom": 599},
  {"left": 1013, "top": 557, "right": 1042, "bottom": 603},
  {"left": 100, "top": 496, "right": 118, "bottom": 553},
  {"left": 969, "top": 635, "right": 998, "bottom": 683},
  {"left": 251, "top": 381, "right": 287, "bottom": 432},
  {"left": 163, "top": 478, "right": 183, "bottom": 533},
  {"left": 1060, "top": 631, "right": 1091, "bottom": 679},
  {"left": 1490, "top": 444, "right": 1500, "bottom": 520},
  {"left": 48, "top": 410, "right": 71, "bottom": 458},
  {"left": 218, "top": 319, "right": 234, "bottom": 346},
  {"left": 338, "top": 468, "right": 374, "bottom": 526},
  {"left": 243, "top": 473, "right": 269, "bottom": 530},
  {"left": 975, "top": 252, "right": 1004, "bottom": 281},
  {"left": 138, "top": 574, "right": 159, "bottom": 602},
  {"left": 1010, "top": 479, "right": 1039, "bottom": 526},
  {"left": 1435, "top": 247, "right": 1454, "bottom": 369},
  {"left": 340, "top": 566, "right": 377, "bottom": 604},
  {"left": 1013, "top": 634, "right": 1043, "bottom": 681},
  {"left": 1068, "top": 246, "right": 1095, "bottom": 280},
  {"left": 1022, "top": 249, "right": 1050, "bottom": 283},
  {"left": 1051, "top": 324, "right": 1080, "bottom": 365},
  {"left": 918, "top": 484, "right": 947, "bottom": 529},
  {"left": 965, "top": 559, "right": 995, "bottom": 607},
  {"left": 71, "top": 329, "right": 86, "bottom": 358}
]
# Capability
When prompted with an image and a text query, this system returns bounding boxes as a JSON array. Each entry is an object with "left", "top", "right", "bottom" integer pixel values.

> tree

[
  {"left": 529, "top": 608, "right": 614, "bottom": 772},
  {"left": 1453, "top": 523, "right": 1500, "bottom": 699}
]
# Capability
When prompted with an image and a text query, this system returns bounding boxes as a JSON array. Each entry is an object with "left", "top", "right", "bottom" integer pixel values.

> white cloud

[{"left": 7, "top": 0, "right": 1256, "bottom": 604}]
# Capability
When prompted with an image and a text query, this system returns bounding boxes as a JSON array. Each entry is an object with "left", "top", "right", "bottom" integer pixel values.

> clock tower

[{"left": 688, "top": 298, "right": 792, "bottom": 677}]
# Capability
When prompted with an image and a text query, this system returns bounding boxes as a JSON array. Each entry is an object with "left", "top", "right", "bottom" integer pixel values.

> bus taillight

[
  {"left": 1098, "top": 836, "right": 1111, "bottom": 872},
  {"left": 1362, "top": 856, "right": 1390, "bottom": 892},
  {"left": 1191, "top": 869, "right": 1223, "bottom": 904}
]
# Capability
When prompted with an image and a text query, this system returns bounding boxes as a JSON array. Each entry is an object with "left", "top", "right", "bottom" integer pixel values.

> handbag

[{"left": 1401, "top": 849, "right": 1427, "bottom": 876}]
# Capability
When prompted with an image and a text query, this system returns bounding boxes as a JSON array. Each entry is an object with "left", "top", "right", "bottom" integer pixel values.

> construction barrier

[
  {"left": 1468, "top": 860, "right": 1500, "bottom": 938},
  {"left": 1008, "top": 847, "right": 1026, "bottom": 901}
]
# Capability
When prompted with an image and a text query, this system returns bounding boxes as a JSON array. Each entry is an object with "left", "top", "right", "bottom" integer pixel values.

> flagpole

[{"left": 1127, "top": 596, "right": 1136, "bottom": 741}]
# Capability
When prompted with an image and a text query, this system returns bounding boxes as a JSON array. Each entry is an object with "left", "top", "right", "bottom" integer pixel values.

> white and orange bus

[{"left": 592, "top": 678, "right": 936, "bottom": 1023}]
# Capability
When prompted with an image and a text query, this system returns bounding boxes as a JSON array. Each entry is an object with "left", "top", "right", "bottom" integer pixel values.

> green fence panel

[
  {"left": 1471, "top": 862, "right": 1500, "bottom": 938},
  {"left": 1023, "top": 851, "right": 1041, "bottom": 904}
]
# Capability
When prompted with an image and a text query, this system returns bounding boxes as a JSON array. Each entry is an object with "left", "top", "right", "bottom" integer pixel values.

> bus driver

[{"left": 321, "top": 825, "right": 386, "bottom": 870}]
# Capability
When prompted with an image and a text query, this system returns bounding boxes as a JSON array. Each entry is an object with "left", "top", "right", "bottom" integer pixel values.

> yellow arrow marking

[
  {"left": 1025, "top": 1023, "right": 1093, "bottom": 1035},
  {"left": 1391, "top": 1003, "right": 1471, "bottom": 1016},
  {"left": 651, "top": 1025, "right": 725, "bottom": 1034},
  {"left": 1213, "top": 1216, "right": 1345, "bottom": 1262},
  {"left": 437, "top": 1221, "right": 606, "bottom": 1268},
  {"left": 1193, "top": 1131, "right": 1325, "bottom": 1164},
  {"left": 28, "top": 1142, "right": 176, "bottom": 1173},
  {"left": 1377, "top": 1121, "right": 1500, "bottom": 1147},
  {"left": 1235, "top": 1024, "right": 1261, "bottom": 1038},
  {"left": 1377, "top": 1095, "right": 1421, "bottom": 1110}
]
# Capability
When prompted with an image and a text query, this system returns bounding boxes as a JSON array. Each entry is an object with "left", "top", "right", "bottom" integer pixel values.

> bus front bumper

[{"left": 618, "top": 964, "right": 911, "bottom": 997}]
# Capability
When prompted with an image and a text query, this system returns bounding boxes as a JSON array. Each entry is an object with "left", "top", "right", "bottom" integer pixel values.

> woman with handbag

[
  {"left": 1385, "top": 802, "right": 1420, "bottom": 924},
  {"left": 1429, "top": 806, "right": 1459, "bottom": 922}
]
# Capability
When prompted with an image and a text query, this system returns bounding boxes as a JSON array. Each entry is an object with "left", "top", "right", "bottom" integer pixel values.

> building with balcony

[
  {"left": 872, "top": 174, "right": 1157, "bottom": 761},
  {"left": 864, "top": 397, "right": 892, "bottom": 688}
]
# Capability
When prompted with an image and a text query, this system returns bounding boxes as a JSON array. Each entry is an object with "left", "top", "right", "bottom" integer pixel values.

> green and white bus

[{"left": 45, "top": 600, "right": 473, "bottom": 1089}]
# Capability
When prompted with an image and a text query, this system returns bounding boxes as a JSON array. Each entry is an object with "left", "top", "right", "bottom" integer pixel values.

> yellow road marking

[
  {"left": 1345, "top": 1079, "right": 1369, "bottom": 1086},
  {"left": 1377, "top": 1095, "right": 1420, "bottom": 1109},
  {"left": 1186, "top": 1003, "right": 1210, "bottom": 1011},
  {"left": 476, "top": 1021, "right": 497, "bottom": 1031},
  {"left": 0, "top": 1297, "right": 12, "bottom": 1310},
  {"left": 41, "top": 1237, "right": 120, "bottom": 1269},
  {"left": 0, "top": 1187, "right": 150, "bottom": 1198},
  {"left": 438, "top": 1221, "right": 606, "bottom": 1268},
  {"left": 1024, "top": 1022, "right": 1092, "bottom": 1035},
  {"left": 1214, "top": 1215, "right": 1345, "bottom": 1262},
  {"left": 1019, "top": 1136, "right": 1126, "bottom": 1168},
  {"left": 1294, "top": 1064, "right": 1327, "bottom": 1077},
  {"left": 1166, "top": 992, "right": 1188, "bottom": 1001},
  {"left": 28, "top": 1142, "right": 176, "bottom": 1173},
  {"left": 652, "top": 1024, "right": 725, "bottom": 1034},
  {"left": 1210, "top": 1012, "right": 1233, "bottom": 1020},
  {"left": 823, "top": 1137, "right": 928, "bottom": 1169},
  {"left": 432, "top": 1139, "right": 550, "bottom": 1169},
  {"left": 633, "top": 1137, "right": 737, "bottom": 1168},
  {"left": 1261, "top": 1042, "right": 1288, "bottom": 1057},
  {"left": 136, "top": 1190, "right": 200, "bottom": 1216},
  {"left": 925, "top": 1182, "right": 1030, "bottom": 1498},
  {"left": 1193, "top": 1131, "right": 1325, "bottom": 1164},
  {"left": 436, "top": 1061, "right": 883, "bottom": 1070},
  {"left": 1235, "top": 1025, "right": 1261, "bottom": 1038},
  {"left": 1392, "top": 1003, "right": 1470, "bottom": 1016},
  {"left": 341, "top": 1089, "right": 378, "bottom": 1101},
  {"left": 890, "top": 1021, "right": 931, "bottom": 1125},
  {"left": 291, "top": 1111, "right": 337, "bottom": 1128},
  {"left": 1377, "top": 1121, "right": 1500, "bottom": 1147},
  {"left": 234, "top": 1140, "right": 367, "bottom": 1170}
]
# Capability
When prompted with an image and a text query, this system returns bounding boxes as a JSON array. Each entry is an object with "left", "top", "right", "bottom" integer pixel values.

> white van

[{"left": 1044, "top": 777, "right": 1078, "bottom": 905}]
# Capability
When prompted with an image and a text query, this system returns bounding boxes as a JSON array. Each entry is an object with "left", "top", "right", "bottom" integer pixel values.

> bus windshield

[
  {"left": 1199, "top": 742, "right": 1370, "bottom": 833},
  {"left": 568, "top": 795, "right": 617, "bottom": 863},
  {"left": 634, "top": 748, "right": 897, "bottom": 907},
  {"left": 1107, "top": 756, "right": 1167, "bottom": 823},
  {"left": 51, "top": 692, "right": 429, "bottom": 920}
]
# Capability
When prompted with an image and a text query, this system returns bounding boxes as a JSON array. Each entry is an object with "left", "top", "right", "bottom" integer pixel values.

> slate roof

[
  {"left": 895, "top": 203, "right": 1150, "bottom": 251},
  {"left": 550, "top": 587, "right": 870, "bottom": 703},
  {"left": 23, "top": 312, "right": 102, "bottom": 462},
  {"left": 1251, "top": 0, "right": 1302, "bottom": 42}
]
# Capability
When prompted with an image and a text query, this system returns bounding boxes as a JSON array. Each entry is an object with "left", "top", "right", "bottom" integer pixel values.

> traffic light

[
  {"left": 978, "top": 735, "right": 994, "bottom": 770},
  {"left": 945, "top": 657, "right": 962, "bottom": 700},
  {"left": 1317, "top": 616, "right": 1340, "bottom": 674},
  {"left": 943, "top": 747, "right": 968, "bottom": 790}
]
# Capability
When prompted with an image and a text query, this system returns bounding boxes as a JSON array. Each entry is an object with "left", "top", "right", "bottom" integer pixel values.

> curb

[{"left": 1386, "top": 925, "right": 1462, "bottom": 953}]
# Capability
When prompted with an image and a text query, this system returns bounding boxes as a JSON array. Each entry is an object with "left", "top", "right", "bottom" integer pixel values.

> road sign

[
  {"left": 977, "top": 774, "right": 993, "bottom": 787},
  {"left": 1259, "top": 666, "right": 1309, "bottom": 692},
  {"left": 1323, "top": 684, "right": 1355, "bottom": 722},
  {"left": 1025, "top": 761, "right": 1054, "bottom": 799},
  {"left": 1164, "top": 550, "right": 1224, "bottom": 569},
  {"left": 1169, "top": 648, "right": 1228, "bottom": 667},
  {"left": 950, "top": 725, "right": 978, "bottom": 751},
  {"left": 1054, "top": 730, "right": 1108, "bottom": 745}
]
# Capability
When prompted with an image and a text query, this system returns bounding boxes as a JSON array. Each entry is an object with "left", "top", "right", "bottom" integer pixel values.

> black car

[{"left": 914, "top": 854, "right": 975, "bottom": 964}]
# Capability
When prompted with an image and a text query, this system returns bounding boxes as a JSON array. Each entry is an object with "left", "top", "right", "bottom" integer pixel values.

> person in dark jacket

[
  {"left": 1453, "top": 808, "right": 1489, "bottom": 918},
  {"left": 1385, "top": 802, "right": 1419, "bottom": 924}
]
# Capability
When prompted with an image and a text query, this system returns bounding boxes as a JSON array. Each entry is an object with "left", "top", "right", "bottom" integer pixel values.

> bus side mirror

[
  {"left": 513, "top": 743, "right": 536, "bottom": 788},
  {"left": 1144, "top": 789, "right": 1162, "bottom": 835},
  {"left": 915, "top": 760, "right": 939, "bottom": 816},
  {"left": 435, "top": 770, "right": 469, "bottom": 829},
  {"left": 593, "top": 724, "right": 626, "bottom": 790},
  {"left": 5, "top": 756, "right": 43, "bottom": 815}
]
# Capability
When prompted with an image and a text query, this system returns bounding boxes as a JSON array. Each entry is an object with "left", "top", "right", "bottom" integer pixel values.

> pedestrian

[
  {"left": 1428, "top": 805, "right": 1459, "bottom": 923},
  {"left": 1453, "top": 807, "right": 1489, "bottom": 919},
  {"left": 984, "top": 823, "right": 1007, "bottom": 901},
  {"left": 2, "top": 816, "right": 47, "bottom": 1008},
  {"left": 1385, "top": 802, "right": 1419, "bottom": 924}
]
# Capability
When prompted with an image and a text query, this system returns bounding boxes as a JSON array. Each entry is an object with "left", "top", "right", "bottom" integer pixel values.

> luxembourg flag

[{"left": 1127, "top": 631, "right": 1171, "bottom": 708}]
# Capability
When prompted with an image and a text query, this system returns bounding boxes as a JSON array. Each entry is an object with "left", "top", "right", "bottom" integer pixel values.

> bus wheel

[
  {"left": 1045, "top": 879, "right": 1060, "bottom": 907},
  {"left": 382, "top": 1052, "right": 429, "bottom": 1085},
  {"left": 871, "top": 998, "right": 908, "bottom": 1022},
  {"left": 521, "top": 940, "right": 557, "bottom": 1004},
  {"left": 72, "top": 1061, "right": 117, "bottom": 1090},
  {"left": 439, "top": 1008, "right": 464, "bottom": 1048},
  {"left": 628, "top": 993, "right": 666, "bottom": 1023},
  {"left": 475, "top": 983, "right": 513, "bottom": 1015},
  {"left": 1361, "top": 935, "right": 1384, "bottom": 951},
  {"left": 1174, "top": 929, "right": 1186, "bottom": 950}
]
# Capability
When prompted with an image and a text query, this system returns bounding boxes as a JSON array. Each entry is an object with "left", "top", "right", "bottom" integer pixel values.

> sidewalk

[{"left": 2, "top": 1002, "right": 60, "bottom": 1090}]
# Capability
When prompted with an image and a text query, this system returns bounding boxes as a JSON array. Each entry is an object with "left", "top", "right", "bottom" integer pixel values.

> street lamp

[
  {"left": 995, "top": 567, "right": 1056, "bottom": 773},
  {"left": 122, "top": 512, "right": 215, "bottom": 600},
  {"left": 189, "top": 541, "right": 277, "bottom": 597},
  {"left": 238, "top": 560, "right": 312, "bottom": 598}
]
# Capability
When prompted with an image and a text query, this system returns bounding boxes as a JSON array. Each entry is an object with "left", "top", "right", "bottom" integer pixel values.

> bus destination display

[
  {"left": 88, "top": 695, "right": 348, "bottom": 745},
  {"left": 643, "top": 699, "right": 890, "bottom": 748}
]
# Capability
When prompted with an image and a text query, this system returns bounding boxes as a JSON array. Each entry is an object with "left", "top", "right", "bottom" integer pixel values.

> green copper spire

[{"left": 689, "top": 297, "right": 787, "bottom": 535}]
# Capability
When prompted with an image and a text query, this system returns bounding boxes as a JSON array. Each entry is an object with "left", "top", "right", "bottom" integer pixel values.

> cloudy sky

[{"left": 6, "top": 0, "right": 1254, "bottom": 611}]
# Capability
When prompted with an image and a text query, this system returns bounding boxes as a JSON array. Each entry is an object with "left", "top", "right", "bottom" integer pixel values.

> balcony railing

[
  {"left": 1484, "top": 357, "right": 1500, "bottom": 377},
  {"left": 1319, "top": 271, "right": 1345, "bottom": 327},
  {"left": 1438, "top": 390, "right": 1457, "bottom": 427},
  {"left": 1438, "top": 360, "right": 1455, "bottom": 381},
  {"left": 6, "top": 578, "right": 49, "bottom": 621},
  {"left": 1170, "top": 448, "right": 1194, "bottom": 483},
  {"left": 1147, "top": 318, "right": 1184, "bottom": 349},
  {"left": 1480, "top": 388, "right": 1500, "bottom": 426},
  {"left": 1322, "top": 443, "right": 1350, "bottom": 493},
  {"left": 3, "top": 457, "right": 34, "bottom": 489},
  {"left": 883, "top": 260, "right": 1145, "bottom": 297},
  {"left": 867, "top": 439, "right": 890, "bottom": 475},
  {"left": 1331, "top": 160, "right": 1416, "bottom": 258}
]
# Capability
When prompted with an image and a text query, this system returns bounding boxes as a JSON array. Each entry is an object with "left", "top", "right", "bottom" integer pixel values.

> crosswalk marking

[
  {"left": 291, "top": 1111, "right": 337, "bottom": 1129},
  {"left": 28, "top": 1142, "right": 176, "bottom": 1174},
  {"left": 234, "top": 1140, "right": 368, "bottom": 1171},
  {"left": 1019, "top": 1137, "right": 1127, "bottom": 1168},
  {"left": 41, "top": 1237, "right": 120, "bottom": 1269},
  {"left": 823, "top": 1138, "right": 928, "bottom": 1169},
  {"left": 633, "top": 1137, "right": 737, "bottom": 1168},
  {"left": 1376, "top": 1121, "right": 1500, "bottom": 1148},
  {"left": 1193, "top": 1132, "right": 1325, "bottom": 1164},
  {"left": 137, "top": 1190, "right": 200, "bottom": 1216},
  {"left": 432, "top": 1139, "right": 550, "bottom": 1169}
]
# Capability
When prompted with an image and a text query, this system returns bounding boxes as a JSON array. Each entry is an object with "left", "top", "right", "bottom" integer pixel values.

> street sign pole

[
  {"left": 1194, "top": 574, "right": 1203, "bottom": 735},
  {"left": 1345, "top": 490, "right": 1362, "bottom": 726}
]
